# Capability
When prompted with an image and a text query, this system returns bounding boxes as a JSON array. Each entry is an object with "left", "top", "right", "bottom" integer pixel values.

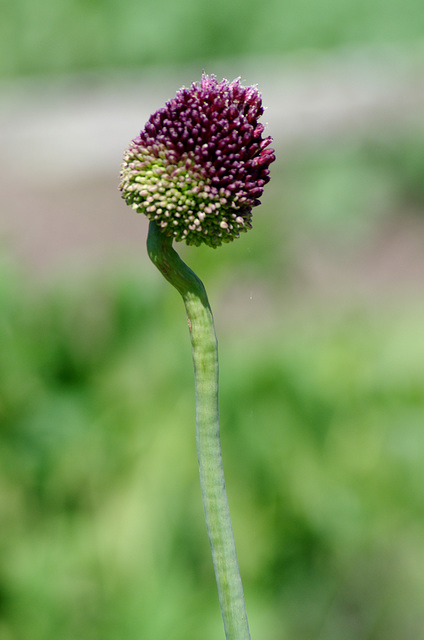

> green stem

[{"left": 147, "top": 221, "right": 251, "bottom": 640}]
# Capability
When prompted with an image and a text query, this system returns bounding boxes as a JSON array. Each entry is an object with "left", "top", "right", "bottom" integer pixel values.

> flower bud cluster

[{"left": 120, "top": 74, "right": 275, "bottom": 247}]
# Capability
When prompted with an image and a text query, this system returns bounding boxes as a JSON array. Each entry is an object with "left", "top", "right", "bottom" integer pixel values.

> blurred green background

[
  {"left": 1, "top": 1, "right": 424, "bottom": 639},
  {"left": 1, "top": 0, "right": 424, "bottom": 78}
]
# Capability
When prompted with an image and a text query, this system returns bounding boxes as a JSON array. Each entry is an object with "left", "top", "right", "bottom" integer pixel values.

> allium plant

[{"left": 120, "top": 74, "right": 275, "bottom": 640}]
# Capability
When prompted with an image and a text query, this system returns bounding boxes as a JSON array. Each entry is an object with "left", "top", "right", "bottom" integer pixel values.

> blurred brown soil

[{"left": 1, "top": 53, "right": 424, "bottom": 302}]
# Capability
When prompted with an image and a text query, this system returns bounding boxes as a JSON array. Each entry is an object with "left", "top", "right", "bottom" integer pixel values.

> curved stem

[{"left": 147, "top": 221, "right": 251, "bottom": 640}]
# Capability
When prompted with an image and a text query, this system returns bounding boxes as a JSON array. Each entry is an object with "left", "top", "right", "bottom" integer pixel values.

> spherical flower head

[{"left": 119, "top": 74, "right": 275, "bottom": 248}]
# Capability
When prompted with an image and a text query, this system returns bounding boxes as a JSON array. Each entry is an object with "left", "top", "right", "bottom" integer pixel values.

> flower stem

[{"left": 147, "top": 221, "right": 251, "bottom": 640}]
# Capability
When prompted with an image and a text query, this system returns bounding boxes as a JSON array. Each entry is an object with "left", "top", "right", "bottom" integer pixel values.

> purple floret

[{"left": 120, "top": 74, "right": 275, "bottom": 247}]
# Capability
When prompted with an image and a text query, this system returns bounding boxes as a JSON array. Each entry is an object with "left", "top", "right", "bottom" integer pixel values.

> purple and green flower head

[{"left": 119, "top": 74, "right": 275, "bottom": 248}]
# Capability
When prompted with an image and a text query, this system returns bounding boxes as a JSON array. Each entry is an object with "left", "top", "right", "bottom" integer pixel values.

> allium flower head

[{"left": 120, "top": 74, "right": 275, "bottom": 247}]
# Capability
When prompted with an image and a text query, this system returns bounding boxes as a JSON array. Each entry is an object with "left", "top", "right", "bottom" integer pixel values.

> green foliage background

[
  {"left": 2, "top": 229, "right": 424, "bottom": 639},
  {"left": 2, "top": 136, "right": 424, "bottom": 637},
  {"left": 1, "top": 0, "right": 424, "bottom": 79},
  {"left": 1, "top": 0, "right": 424, "bottom": 638}
]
